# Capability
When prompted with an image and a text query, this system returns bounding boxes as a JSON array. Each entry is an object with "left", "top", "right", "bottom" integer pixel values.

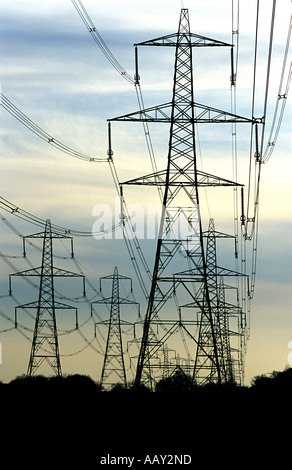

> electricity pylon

[
  {"left": 10, "top": 219, "right": 85, "bottom": 376},
  {"left": 193, "top": 218, "right": 244, "bottom": 384},
  {"left": 109, "top": 9, "right": 256, "bottom": 388},
  {"left": 93, "top": 266, "right": 139, "bottom": 390}
]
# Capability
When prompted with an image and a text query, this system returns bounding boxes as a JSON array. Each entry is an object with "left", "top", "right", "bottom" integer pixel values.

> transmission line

[
  {"left": 263, "top": 14, "right": 291, "bottom": 164},
  {"left": 0, "top": 0, "right": 160, "bottom": 303},
  {"left": 243, "top": 0, "right": 282, "bottom": 298},
  {"left": 0, "top": 196, "right": 120, "bottom": 238},
  {"left": 71, "top": 0, "right": 135, "bottom": 85},
  {"left": 259, "top": 0, "right": 277, "bottom": 159},
  {"left": 0, "top": 92, "right": 107, "bottom": 163}
]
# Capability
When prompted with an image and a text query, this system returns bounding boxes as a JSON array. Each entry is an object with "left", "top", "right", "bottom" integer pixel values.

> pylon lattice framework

[
  {"left": 10, "top": 219, "right": 85, "bottom": 376},
  {"left": 93, "top": 266, "right": 139, "bottom": 390},
  {"left": 109, "top": 9, "right": 257, "bottom": 388},
  {"left": 192, "top": 218, "right": 245, "bottom": 384}
]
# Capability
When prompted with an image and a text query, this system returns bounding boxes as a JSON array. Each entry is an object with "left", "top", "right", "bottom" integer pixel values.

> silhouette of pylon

[
  {"left": 10, "top": 219, "right": 85, "bottom": 376},
  {"left": 109, "top": 8, "right": 252, "bottom": 388},
  {"left": 194, "top": 218, "right": 246, "bottom": 384},
  {"left": 93, "top": 266, "right": 139, "bottom": 390}
]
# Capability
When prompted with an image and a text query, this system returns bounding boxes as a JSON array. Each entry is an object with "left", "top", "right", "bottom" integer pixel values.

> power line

[
  {"left": 0, "top": 0, "right": 164, "bottom": 303},
  {"left": 0, "top": 196, "right": 119, "bottom": 237},
  {"left": 263, "top": 14, "right": 291, "bottom": 164},
  {"left": 259, "top": 0, "right": 277, "bottom": 159},
  {"left": 0, "top": 92, "right": 107, "bottom": 163},
  {"left": 243, "top": 0, "right": 279, "bottom": 298},
  {"left": 71, "top": 0, "right": 135, "bottom": 85}
]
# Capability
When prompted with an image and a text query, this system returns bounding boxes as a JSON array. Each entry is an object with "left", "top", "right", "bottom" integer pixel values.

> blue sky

[{"left": 0, "top": 0, "right": 291, "bottom": 384}]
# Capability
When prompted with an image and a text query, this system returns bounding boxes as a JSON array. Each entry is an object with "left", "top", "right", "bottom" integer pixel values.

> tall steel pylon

[
  {"left": 93, "top": 266, "right": 139, "bottom": 390},
  {"left": 10, "top": 219, "right": 85, "bottom": 376},
  {"left": 109, "top": 9, "right": 257, "bottom": 388}
]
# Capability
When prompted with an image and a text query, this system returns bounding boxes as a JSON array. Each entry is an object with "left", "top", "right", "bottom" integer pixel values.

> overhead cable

[
  {"left": 0, "top": 92, "right": 107, "bottom": 163},
  {"left": 263, "top": 14, "right": 291, "bottom": 164},
  {"left": 0, "top": 196, "right": 119, "bottom": 237},
  {"left": 245, "top": 0, "right": 278, "bottom": 298},
  {"left": 259, "top": 0, "right": 277, "bottom": 158},
  {"left": 72, "top": 0, "right": 135, "bottom": 85}
]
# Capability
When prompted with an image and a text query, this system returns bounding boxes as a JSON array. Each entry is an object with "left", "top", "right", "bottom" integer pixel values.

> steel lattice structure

[
  {"left": 193, "top": 218, "right": 246, "bottom": 384},
  {"left": 10, "top": 219, "right": 85, "bottom": 376},
  {"left": 93, "top": 266, "right": 139, "bottom": 390},
  {"left": 109, "top": 9, "right": 255, "bottom": 388}
]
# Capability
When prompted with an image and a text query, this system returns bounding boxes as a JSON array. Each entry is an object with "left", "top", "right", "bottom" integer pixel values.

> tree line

[{"left": 1, "top": 366, "right": 292, "bottom": 395}]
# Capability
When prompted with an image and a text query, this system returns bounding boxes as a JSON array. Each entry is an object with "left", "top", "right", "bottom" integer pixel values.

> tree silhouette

[
  {"left": 155, "top": 369, "right": 195, "bottom": 392},
  {"left": 251, "top": 367, "right": 292, "bottom": 394}
]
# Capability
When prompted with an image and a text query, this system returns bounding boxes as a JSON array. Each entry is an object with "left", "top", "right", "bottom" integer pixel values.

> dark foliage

[
  {"left": 155, "top": 369, "right": 195, "bottom": 392},
  {"left": 1, "top": 369, "right": 290, "bottom": 467},
  {"left": 2, "top": 367, "right": 292, "bottom": 398},
  {"left": 251, "top": 367, "right": 292, "bottom": 394},
  {"left": 109, "top": 382, "right": 129, "bottom": 392}
]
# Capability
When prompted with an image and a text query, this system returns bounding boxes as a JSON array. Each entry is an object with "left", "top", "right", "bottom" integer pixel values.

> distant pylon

[
  {"left": 10, "top": 219, "right": 85, "bottom": 376},
  {"left": 193, "top": 218, "right": 246, "bottom": 384},
  {"left": 194, "top": 219, "right": 229, "bottom": 383},
  {"left": 218, "top": 276, "right": 234, "bottom": 383},
  {"left": 93, "top": 266, "right": 139, "bottom": 390}
]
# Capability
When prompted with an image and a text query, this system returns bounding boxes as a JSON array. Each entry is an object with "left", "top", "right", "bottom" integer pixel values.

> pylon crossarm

[
  {"left": 109, "top": 101, "right": 258, "bottom": 124},
  {"left": 52, "top": 267, "right": 83, "bottom": 277},
  {"left": 93, "top": 297, "right": 139, "bottom": 306},
  {"left": 135, "top": 32, "right": 232, "bottom": 47},
  {"left": 122, "top": 169, "right": 243, "bottom": 187},
  {"left": 172, "top": 265, "right": 248, "bottom": 280}
]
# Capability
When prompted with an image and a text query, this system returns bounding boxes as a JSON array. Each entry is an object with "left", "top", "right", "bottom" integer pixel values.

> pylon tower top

[{"left": 135, "top": 9, "right": 232, "bottom": 47}]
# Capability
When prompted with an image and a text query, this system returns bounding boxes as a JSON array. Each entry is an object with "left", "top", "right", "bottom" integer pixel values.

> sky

[{"left": 0, "top": 0, "right": 291, "bottom": 385}]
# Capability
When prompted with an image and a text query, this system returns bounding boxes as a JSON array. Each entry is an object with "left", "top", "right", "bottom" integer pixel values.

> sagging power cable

[
  {"left": 72, "top": 0, "right": 135, "bottom": 85},
  {"left": 0, "top": 196, "right": 120, "bottom": 238},
  {"left": 0, "top": 92, "right": 107, "bottom": 163},
  {"left": 263, "top": 14, "right": 291, "bottom": 164}
]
